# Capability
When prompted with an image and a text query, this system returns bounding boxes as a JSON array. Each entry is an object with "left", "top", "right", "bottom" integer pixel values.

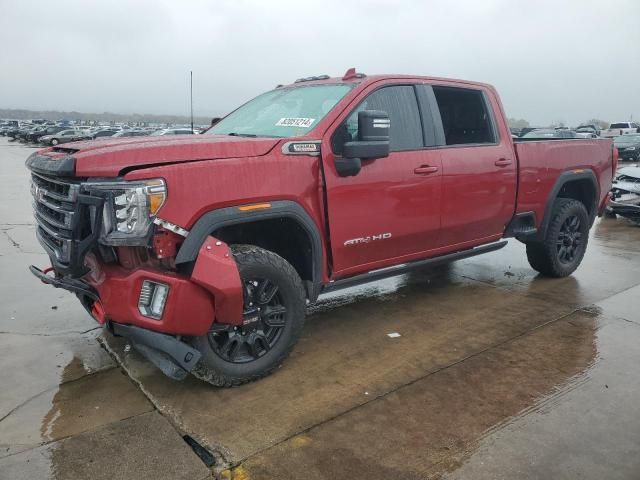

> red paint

[
  {"left": 33, "top": 74, "right": 614, "bottom": 338},
  {"left": 190, "top": 237, "right": 244, "bottom": 326},
  {"left": 152, "top": 229, "right": 179, "bottom": 259},
  {"left": 84, "top": 259, "right": 215, "bottom": 336}
]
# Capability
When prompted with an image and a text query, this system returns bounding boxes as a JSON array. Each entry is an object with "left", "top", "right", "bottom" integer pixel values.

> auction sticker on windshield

[{"left": 276, "top": 118, "right": 315, "bottom": 128}]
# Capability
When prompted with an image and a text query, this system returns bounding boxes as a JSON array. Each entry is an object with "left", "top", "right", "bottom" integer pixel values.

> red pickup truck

[{"left": 27, "top": 69, "right": 616, "bottom": 386}]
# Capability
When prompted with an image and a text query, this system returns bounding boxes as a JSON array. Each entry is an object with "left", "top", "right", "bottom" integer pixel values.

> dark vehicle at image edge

[
  {"left": 26, "top": 69, "right": 616, "bottom": 386},
  {"left": 614, "top": 134, "right": 640, "bottom": 162}
]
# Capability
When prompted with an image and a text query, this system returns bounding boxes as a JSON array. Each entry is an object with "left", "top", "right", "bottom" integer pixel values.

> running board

[{"left": 322, "top": 241, "right": 508, "bottom": 293}]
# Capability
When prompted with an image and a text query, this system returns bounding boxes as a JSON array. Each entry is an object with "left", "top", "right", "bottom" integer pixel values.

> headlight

[
  {"left": 627, "top": 146, "right": 636, "bottom": 151},
  {"left": 85, "top": 179, "right": 166, "bottom": 245}
]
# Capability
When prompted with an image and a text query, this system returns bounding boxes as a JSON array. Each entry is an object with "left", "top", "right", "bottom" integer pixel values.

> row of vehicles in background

[
  {"left": 511, "top": 122, "right": 640, "bottom": 162},
  {"left": 0, "top": 120, "right": 202, "bottom": 146}
]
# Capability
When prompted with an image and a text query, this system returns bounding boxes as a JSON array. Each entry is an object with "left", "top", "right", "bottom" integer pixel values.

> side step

[{"left": 322, "top": 240, "right": 508, "bottom": 293}]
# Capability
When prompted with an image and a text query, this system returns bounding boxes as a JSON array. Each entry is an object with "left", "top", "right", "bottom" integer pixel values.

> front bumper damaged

[
  {"left": 29, "top": 236, "right": 244, "bottom": 380},
  {"left": 608, "top": 173, "right": 640, "bottom": 223}
]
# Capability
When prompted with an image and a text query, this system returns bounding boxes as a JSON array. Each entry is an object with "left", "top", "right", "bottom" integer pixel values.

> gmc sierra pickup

[{"left": 27, "top": 69, "right": 616, "bottom": 386}]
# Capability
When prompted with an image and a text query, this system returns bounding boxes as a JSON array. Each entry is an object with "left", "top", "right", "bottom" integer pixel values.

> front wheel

[
  {"left": 50, "top": 138, "right": 59, "bottom": 146},
  {"left": 526, "top": 199, "right": 590, "bottom": 277},
  {"left": 191, "top": 244, "right": 306, "bottom": 387}
]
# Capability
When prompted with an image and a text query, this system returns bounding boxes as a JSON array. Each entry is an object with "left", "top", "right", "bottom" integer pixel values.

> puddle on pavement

[
  {"left": 0, "top": 331, "right": 151, "bottom": 459},
  {"left": 233, "top": 308, "right": 610, "bottom": 479},
  {"left": 442, "top": 306, "right": 640, "bottom": 479},
  {"left": 101, "top": 264, "right": 578, "bottom": 464}
]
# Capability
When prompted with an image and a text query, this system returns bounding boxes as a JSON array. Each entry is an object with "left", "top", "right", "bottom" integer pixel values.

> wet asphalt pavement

[{"left": 1, "top": 136, "right": 639, "bottom": 479}]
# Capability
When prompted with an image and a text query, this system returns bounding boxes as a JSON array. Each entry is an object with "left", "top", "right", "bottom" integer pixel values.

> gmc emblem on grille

[{"left": 35, "top": 186, "right": 45, "bottom": 202}]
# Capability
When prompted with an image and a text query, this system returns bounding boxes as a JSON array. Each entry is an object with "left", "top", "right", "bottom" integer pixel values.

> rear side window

[
  {"left": 332, "top": 85, "right": 424, "bottom": 154},
  {"left": 433, "top": 87, "right": 496, "bottom": 145}
]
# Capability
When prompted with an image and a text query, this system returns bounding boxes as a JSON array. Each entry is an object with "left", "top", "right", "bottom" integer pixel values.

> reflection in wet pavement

[
  {"left": 2, "top": 137, "right": 640, "bottom": 479},
  {"left": 446, "top": 305, "right": 640, "bottom": 480}
]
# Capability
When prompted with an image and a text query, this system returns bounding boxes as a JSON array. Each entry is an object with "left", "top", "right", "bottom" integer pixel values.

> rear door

[
  {"left": 428, "top": 85, "right": 516, "bottom": 247},
  {"left": 322, "top": 83, "right": 442, "bottom": 277}
]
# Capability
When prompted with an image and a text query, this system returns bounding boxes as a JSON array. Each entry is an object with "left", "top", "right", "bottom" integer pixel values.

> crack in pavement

[
  {"left": 97, "top": 337, "right": 228, "bottom": 470},
  {"left": 0, "top": 327, "right": 101, "bottom": 337},
  {"left": 0, "top": 410, "right": 150, "bottom": 461},
  {"left": 223, "top": 305, "right": 590, "bottom": 469},
  {"left": 1, "top": 230, "right": 24, "bottom": 253},
  {"left": 0, "top": 366, "right": 118, "bottom": 427}
]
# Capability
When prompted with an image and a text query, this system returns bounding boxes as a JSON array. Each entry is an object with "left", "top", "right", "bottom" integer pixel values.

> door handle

[
  {"left": 414, "top": 165, "right": 439, "bottom": 175},
  {"left": 495, "top": 158, "right": 512, "bottom": 167}
]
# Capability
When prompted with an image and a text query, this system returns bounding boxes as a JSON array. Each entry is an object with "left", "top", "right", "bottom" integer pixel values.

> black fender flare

[
  {"left": 175, "top": 200, "right": 324, "bottom": 301},
  {"left": 536, "top": 169, "right": 599, "bottom": 241}
]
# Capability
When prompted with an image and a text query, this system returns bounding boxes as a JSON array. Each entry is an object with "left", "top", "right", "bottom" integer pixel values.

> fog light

[{"left": 138, "top": 280, "right": 169, "bottom": 319}]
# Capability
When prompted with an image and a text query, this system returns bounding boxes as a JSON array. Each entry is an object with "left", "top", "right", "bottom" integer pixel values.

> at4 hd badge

[{"left": 344, "top": 233, "right": 392, "bottom": 246}]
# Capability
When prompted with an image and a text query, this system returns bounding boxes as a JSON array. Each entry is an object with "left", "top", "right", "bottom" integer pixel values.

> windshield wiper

[{"left": 227, "top": 132, "right": 258, "bottom": 137}]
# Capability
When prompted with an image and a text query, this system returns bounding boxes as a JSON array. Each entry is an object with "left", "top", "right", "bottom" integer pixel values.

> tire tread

[{"left": 191, "top": 244, "right": 305, "bottom": 387}]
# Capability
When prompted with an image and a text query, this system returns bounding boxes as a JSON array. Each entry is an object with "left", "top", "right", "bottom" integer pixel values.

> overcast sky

[{"left": 1, "top": 0, "right": 638, "bottom": 126}]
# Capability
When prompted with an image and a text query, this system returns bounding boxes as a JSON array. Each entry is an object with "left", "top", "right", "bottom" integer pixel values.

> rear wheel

[
  {"left": 50, "top": 138, "right": 59, "bottom": 146},
  {"left": 191, "top": 244, "right": 306, "bottom": 387},
  {"left": 526, "top": 199, "right": 590, "bottom": 277}
]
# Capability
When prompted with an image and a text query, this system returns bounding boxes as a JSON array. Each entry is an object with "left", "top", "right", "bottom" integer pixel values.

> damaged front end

[
  {"left": 26, "top": 152, "right": 244, "bottom": 381},
  {"left": 607, "top": 166, "right": 640, "bottom": 224}
]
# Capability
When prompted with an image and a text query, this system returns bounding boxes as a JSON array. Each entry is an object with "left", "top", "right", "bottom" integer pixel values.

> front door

[{"left": 322, "top": 84, "right": 442, "bottom": 278}]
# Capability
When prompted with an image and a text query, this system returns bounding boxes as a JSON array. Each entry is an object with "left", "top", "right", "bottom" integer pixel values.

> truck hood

[{"left": 40, "top": 135, "right": 281, "bottom": 177}]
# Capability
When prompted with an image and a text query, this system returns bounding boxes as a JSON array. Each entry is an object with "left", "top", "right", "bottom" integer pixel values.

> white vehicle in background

[{"left": 601, "top": 122, "right": 639, "bottom": 138}]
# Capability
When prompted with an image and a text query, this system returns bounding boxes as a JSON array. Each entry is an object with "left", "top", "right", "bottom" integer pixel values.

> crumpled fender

[{"left": 190, "top": 237, "right": 244, "bottom": 326}]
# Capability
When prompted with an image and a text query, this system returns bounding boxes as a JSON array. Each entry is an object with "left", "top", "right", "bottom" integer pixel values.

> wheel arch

[
  {"left": 537, "top": 169, "right": 599, "bottom": 240},
  {"left": 175, "top": 201, "right": 324, "bottom": 301}
]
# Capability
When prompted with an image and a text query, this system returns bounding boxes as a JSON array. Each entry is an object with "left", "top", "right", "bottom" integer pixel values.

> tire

[
  {"left": 526, "top": 199, "right": 590, "bottom": 277},
  {"left": 191, "top": 244, "right": 306, "bottom": 387},
  {"left": 50, "top": 138, "right": 59, "bottom": 146}
]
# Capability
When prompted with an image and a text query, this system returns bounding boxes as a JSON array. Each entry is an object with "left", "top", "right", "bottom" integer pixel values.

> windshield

[
  {"left": 615, "top": 134, "right": 640, "bottom": 144},
  {"left": 609, "top": 123, "right": 630, "bottom": 129},
  {"left": 207, "top": 84, "right": 354, "bottom": 138}
]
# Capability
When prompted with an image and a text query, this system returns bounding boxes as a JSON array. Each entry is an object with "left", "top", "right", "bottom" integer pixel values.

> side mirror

[{"left": 335, "top": 110, "right": 390, "bottom": 177}]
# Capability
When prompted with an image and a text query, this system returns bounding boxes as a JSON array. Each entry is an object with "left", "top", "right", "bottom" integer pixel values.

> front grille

[
  {"left": 31, "top": 173, "right": 78, "bottom": 264},
  {"left": 30, "top": 173, "right": 104, "bottom": 276}
]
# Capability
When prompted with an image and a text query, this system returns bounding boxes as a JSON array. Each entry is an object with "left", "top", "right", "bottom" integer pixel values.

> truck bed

[{"left": 512, "top": 138, "right": 614, "bottom": 223}]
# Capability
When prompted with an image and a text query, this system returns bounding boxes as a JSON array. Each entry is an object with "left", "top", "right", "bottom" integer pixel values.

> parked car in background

[
  {"left": 575, "top": 130, "right": 598, "bottom": 139},
  {"left": 26, "top": 125, "right": 67, "bottom": 143},
  {"left": 111, "top": 130, "right": 151, "bottom": 138},
  {"left": 150, "top": 128, "right": 194, "bottom": 136},
  {"left": 38, "top": 129, "right": 88, "bottom": 146},
  {"left": 6, "top": 125, "right": 28, "bottom": 139},
  {"left": 614, "top": 134, "right": 640, "bottom": 162},
  {"left": 576, "top": 124, "right": 599, "bottom": 135},
  {"left": 601, "top": 122, "right": 640, "bottom": 138},
  {"left": 521, "top": 128, "right": 577, "bottom": 139},
  {"left": 21, "top": 126, "right": 48, "bottom": 142},
  {"left": 606, "top": 166, "right": 640, "bottom": 223},
  {"left": 90, "top": 129, "right": 120, "bottom": 139},
  {"left": 575, "top": 125, "right": 599, "bottom": 138}
]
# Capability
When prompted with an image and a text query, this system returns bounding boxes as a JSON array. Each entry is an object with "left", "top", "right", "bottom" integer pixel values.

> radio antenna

[{"left": 190, "top": 70, "right": 194, "bottom": 133}]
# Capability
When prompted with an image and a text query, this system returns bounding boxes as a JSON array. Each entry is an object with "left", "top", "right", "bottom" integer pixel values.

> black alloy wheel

[
  {"left": 208, "top": 278, "right": 287, "bottom": 364},
  {"left": 556, "top": 214, "right": 582, "bottom": 264},
  {"left": 190, "top": 244, "right": 306, "bottom": 387}
]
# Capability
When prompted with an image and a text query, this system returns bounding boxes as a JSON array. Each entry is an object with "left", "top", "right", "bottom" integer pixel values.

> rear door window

[{"left": 432, "top": 86, "right": 496, "bottom": 145}]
